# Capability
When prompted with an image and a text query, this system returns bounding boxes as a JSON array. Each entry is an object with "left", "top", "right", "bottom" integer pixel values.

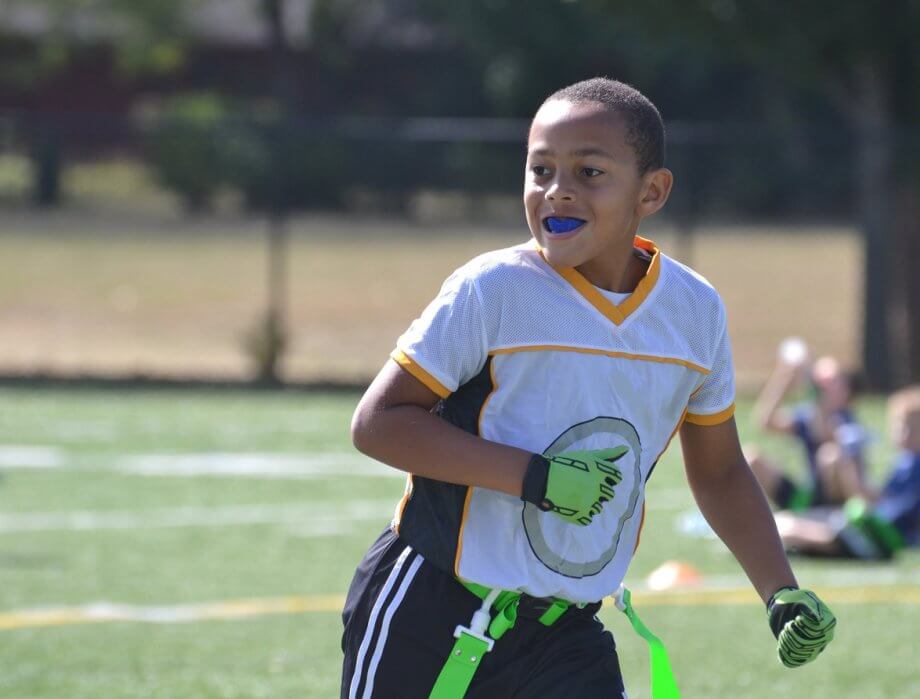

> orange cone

[{"left": 646, "top": 560, "right": 702, "bottom": 591}]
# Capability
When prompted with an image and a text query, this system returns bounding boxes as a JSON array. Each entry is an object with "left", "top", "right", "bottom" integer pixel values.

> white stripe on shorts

[
  {"left": 347, "top": 545, "right": 419, "bottom": 699},
  {"left": 361, "top": 553, "right": 424, "bottom": 698}
]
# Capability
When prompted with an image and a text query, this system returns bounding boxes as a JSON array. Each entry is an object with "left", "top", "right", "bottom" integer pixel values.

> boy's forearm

[
  {"left": 352, "top": 403, "right": 532, "bottom": 497},
  {"left": 688, "top": 459, "right": 797, "bottom": 602}
]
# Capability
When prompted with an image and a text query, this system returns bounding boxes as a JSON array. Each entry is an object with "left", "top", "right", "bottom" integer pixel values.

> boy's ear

[{"left": 637, "top": 168, "right": 673, "bottom": 218}]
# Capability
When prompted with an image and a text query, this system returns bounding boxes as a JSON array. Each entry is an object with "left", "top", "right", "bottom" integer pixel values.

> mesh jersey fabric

[{"left": 390, "top": 237, "right": 735, "bottom": 602}]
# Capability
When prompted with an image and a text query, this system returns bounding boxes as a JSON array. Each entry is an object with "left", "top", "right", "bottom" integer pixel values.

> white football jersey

[{"left": 389, "top": 236, "right": 734, "bottom": 603}]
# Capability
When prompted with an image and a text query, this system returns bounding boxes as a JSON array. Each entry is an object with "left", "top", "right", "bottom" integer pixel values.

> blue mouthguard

[{"left": 545, "top": 217, "right": 584, "bottom": 234}]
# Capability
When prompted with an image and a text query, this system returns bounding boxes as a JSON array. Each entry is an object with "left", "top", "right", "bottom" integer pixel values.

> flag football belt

[
  {"left": 844, "top": 497, "right": 904, "bottom": 555},
  {"left": 428, "top": 580, "right": 597, "bottom": 699}
]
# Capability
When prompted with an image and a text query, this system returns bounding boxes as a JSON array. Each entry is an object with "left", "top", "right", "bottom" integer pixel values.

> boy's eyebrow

[
  {"left": 528, "top": 146, "right": 617, "bottom": 160},
  {"left": 573, "top": 147, "right": 616, "bottom": 159}
]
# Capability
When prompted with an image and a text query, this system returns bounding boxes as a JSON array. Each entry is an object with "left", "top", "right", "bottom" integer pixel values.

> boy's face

[
  {"left": 524, "top": 100, "right": 667, "bottom": 278},
  {"left": 891, "top": 407, "right": 920, "bottom": 452},
  {"left": 811, "top": 357, "right": 851, "bottom": 411}
]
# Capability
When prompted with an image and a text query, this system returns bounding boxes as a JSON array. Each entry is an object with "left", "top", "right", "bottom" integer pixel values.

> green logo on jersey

[{"left": 522, "top": 416, "right": 643, "bottom": 577}]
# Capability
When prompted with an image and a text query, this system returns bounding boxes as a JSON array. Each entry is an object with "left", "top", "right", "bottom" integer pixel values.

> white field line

[
  {"left": 0, "top": 446, "right": 682, "bottom": 494},
  {"left": 2, "top": 582, "right": 918, "bottom": 632},
  {"left": 0, "top": 499, "right": 396, "bottom": 533},
  {"left": 117, "top": 452, "right": 401, "bottom": 479},
  {"left": 0, "top": 492, "right": 688, "bottom": 535},
  {"left": 0, "top": 446, "right": 66, "bottom": 468},
  {"left": 0, "top": 446, "right": 402, "bottom": 479}
]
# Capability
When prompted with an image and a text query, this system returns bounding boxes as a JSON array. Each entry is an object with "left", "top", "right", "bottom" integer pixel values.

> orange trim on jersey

[
  {"left": 634, "top": 407, "right": 688, "bottom": 555},
  {"left": 477, "top": 358, "right": 499, "bottom": 438},
  {"left": 390, "top": 349, "right": 452, "bottom": 399},
  {"left": 454, "top": 359, "right": 499, "bottom": 577},
  {"left": 540, "top": 236, "right": 661, "bottom": 326},
  {"left": 658, "top": 408, "right": 689, "bottom": 464},
  {"left": 632, "top": 501, "right": 647, "bottom": 554},
  {"left": 453, "top": 487, "right": 475, "bottom": 577},
  {"left": 392, "top": 474, "right": 414, "bottom": 535},
  {"left": 490, "top": 345, "right": 709, "bottom": 375},
  {"left": 685, "top": 403, "right": 736, "bottom": 426},
  {"left": 688, "top": 381, "right": 706, "bottom": 400}
]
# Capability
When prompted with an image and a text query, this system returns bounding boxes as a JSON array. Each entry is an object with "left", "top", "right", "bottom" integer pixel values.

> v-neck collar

[{"left": 539, "top": 236, "right": 661, "bottom": 326}]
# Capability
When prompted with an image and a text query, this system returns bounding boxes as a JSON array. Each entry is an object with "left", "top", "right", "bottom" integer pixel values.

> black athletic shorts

[{"left": 341, "top": 528, "right": 626, "bottom": 699}]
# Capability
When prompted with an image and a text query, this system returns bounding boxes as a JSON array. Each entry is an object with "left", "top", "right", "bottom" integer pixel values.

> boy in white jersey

[{"left": 342, "top": 78, "right": 836, "bottom": 699}]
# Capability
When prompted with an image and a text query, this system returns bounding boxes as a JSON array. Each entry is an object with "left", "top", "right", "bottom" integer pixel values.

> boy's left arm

[
  {"left": 680, "top": 417, "right": 794, "bottom": 600},
  {"left": 679, "top": 417, "right": 837, "bottom": 667}
]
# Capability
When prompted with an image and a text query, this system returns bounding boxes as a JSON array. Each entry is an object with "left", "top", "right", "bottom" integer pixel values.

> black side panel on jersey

[{"left": 397, "top": 357, "right": 494, "bottom": 574}]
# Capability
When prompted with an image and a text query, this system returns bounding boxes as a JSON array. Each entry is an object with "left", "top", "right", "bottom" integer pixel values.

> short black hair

[{"left": 541, "top": 77, "right": 665, "bottom": 174}]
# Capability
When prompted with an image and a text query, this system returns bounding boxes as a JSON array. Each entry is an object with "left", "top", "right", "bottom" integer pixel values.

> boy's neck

[{"left": 576, "top": 242, "right": 650, "bottom": 294}]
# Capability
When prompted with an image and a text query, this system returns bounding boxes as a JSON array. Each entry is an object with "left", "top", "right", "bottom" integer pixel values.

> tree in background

[
  {"left": 616, "top": 0, "right": 920, "bottom": 389},
  {"left": 0, "top": 0, "right": 188, "bottom": 205},
  {"left": 1, "top": 0, "right": 298, "bottom": 382},
  {"left": 3, "top": 0, "right": 916, "bottom": 386},
  {"left": 344, "top": 0, "right": 919, "bottom": 388}
]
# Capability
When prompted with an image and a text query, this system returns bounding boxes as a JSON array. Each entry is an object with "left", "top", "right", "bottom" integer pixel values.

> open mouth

[{"left": 542, "top": 216, "right": 586, "bottom": 235}]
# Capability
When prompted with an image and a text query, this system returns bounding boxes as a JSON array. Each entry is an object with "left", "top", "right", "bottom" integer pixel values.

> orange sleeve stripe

[
  {"left": 390, "top": 349, "right": 452, "bottom": 399},
  {"left": 684, "top": 403, "right": 735, "bottom": 426}
]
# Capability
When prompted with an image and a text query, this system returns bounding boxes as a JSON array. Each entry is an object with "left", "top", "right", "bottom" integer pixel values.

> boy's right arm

[
  {"left": 352, "top": 360, "right": 624, "bottom": 526},
  {"left": 351, "top": 359, "right": 532, "bottom": 498}
]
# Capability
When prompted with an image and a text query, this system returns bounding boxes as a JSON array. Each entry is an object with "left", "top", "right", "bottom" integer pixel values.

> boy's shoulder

[
  {"left": 452, "top": 240, "right": 547, "bottom": 282},
  {"left": 658, "top": 252, "right": 722, "bottom": 304},
  {"left": 658, "top": 253, "right": 725, "bottom": 322}
]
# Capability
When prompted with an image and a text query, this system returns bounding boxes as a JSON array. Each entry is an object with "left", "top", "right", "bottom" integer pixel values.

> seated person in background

[
  {"left": 775, "top": 385, "right": 920, "bottom": 560},
  {"left": 745, "top": 341, "right": 867, "bottom": 510}
]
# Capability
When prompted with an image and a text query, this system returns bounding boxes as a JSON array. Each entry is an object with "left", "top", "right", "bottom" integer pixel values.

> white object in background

[
  {"left": 646, "top": 560, "right": 702, "bottom": 591},
  {"left": 836, "top": 423, "right": 870, "bottom": 454},
  {"left": 778, "top": 336, "right": 808, "bottom": 366}
]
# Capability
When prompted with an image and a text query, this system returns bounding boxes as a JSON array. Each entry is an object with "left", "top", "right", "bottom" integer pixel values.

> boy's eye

[
  {"left": 581, "top": 167, "right": 604, "bottom": 178},
  {"left": 531, "top": 165, "right": 551, "bottom": 177}
]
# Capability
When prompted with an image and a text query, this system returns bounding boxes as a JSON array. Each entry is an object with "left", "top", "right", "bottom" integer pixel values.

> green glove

[
  {"left": 521, "top": 447, "right": 627, "bottom": 526},
  {"left": 767, "top": 587, "right": 836, "bottom": 668}
]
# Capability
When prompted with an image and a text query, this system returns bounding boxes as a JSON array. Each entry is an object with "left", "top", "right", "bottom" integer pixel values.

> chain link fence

[{"left": 0, "top": 109, "right": 892, "bottom": 388}]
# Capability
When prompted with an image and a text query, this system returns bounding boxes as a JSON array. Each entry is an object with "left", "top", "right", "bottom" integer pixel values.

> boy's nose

[{"left": 546, "top": 180, "right": 576, "bottom": 201}]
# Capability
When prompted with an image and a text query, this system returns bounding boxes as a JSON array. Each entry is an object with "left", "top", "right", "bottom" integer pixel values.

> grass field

[
  {"left": 0, "top": 210, "right": 861, "bottom": 389},
  {"left": 0, "top": 388, "right": 917, "bottom": 698}
]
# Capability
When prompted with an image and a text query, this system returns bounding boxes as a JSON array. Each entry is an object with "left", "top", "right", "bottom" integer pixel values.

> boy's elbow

[{"left": 350, "top": 407, "right": 374, "bottom": 455}]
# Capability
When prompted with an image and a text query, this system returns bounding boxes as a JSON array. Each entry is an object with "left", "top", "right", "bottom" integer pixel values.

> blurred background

[
  {"left": 1, "top": 2, "right": 919, "bottom": 698},
  {"left": 0, "top": 0, "right": 917, "bottom": 390}
]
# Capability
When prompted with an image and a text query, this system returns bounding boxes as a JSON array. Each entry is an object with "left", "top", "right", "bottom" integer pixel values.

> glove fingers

[
  {"left": 596, "top": 462, "right": 623, "bottom": 481},
  {"left": 593, "top": 447, "right": 629, "bottom": 462},
  {"left": 552, "top": 456, "right": 589, "bottom": 472},
  {"left": 778, "top": 623, "right": 834, "bottom": 668},
  {"left": 770, "top": 589, "right": 836, "bottom": 668},
  {"left": 780, "top": 636, "right": 829, "bottom": 653}
]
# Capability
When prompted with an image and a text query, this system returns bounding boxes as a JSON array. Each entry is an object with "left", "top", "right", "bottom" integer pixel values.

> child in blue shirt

[{"left": 776, "top": 385, "right": 920, "bottom": 559}]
